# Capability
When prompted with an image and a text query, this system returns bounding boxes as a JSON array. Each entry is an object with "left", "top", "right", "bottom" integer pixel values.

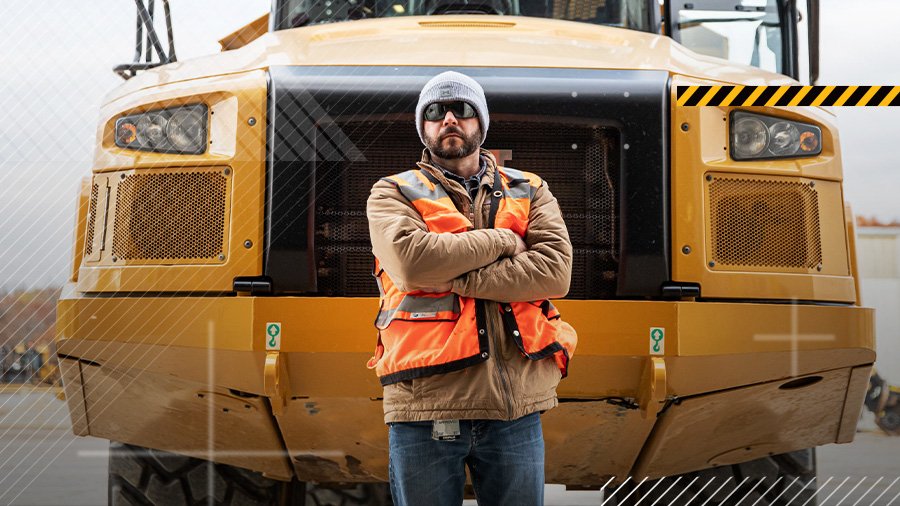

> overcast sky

[{"left": 0, "top": 0, "right": 897, "bottom": 290}]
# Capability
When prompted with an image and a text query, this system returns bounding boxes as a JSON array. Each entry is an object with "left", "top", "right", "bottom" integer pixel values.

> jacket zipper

[
  {"left": 422, "top": 161, "right": 516, "bottom": 419},
  {"left": 490, "top": 317, "right": 515, "bottom": 419},
  {"left": 472, "top": 171, "right": 515, "bottom": 420}
]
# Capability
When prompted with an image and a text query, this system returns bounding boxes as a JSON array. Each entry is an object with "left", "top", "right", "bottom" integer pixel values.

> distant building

[{"left": 857, "top": 226, "right": 900, "bottom": 379}]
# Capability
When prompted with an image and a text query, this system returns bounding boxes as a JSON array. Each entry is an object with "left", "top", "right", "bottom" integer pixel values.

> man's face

[{"left": 422, "top": 104, "right": 481, "bottom": 159}]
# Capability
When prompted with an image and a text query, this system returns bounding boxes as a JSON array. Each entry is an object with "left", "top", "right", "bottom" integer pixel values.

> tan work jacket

[{"left": 366, "top": 148, "right": 577, "bottom": 423}]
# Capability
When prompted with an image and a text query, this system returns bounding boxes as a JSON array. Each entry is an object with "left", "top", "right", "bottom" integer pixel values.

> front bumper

[{"left": 57, "top": 288, "right": 874, "bottom": 484}]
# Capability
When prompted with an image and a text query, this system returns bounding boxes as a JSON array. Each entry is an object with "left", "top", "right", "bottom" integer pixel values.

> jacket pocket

[
  {"left": 503, "top": 300, "right": 575, "bottom": 378},
  {"left": 501, "top": 301, "right": 561, "bottom": 357},
  {"left": 499, "top": 301, "right": 574, "bottom": 377}
]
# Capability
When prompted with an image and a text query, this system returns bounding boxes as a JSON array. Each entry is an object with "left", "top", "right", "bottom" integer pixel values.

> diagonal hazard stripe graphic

[{"left": 676, "top": 86, "right": 900, "bottom": 106}]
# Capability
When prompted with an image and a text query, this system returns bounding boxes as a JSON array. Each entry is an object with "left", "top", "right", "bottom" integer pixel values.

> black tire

[
  {"left": 604, "top": 449, "right": 817, "bottom": 506},
  {"left": 876, "top": 407, "right": 900, "bottom": 435},
  {"left": 109, "top": 442, "right": 392, "bottom": 506},
  {"left": 306, "top": 483, "right": 393, "bottom": 506}
]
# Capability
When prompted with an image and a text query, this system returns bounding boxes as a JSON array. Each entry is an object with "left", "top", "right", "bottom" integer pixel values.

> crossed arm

[{"left": 366, "top": 179, "right": 573, "bottom": 302}]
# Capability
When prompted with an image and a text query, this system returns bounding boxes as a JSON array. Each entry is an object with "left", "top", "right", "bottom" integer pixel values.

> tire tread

[
  {"left": 108, "top": 442, "right": 393, "bottom": 506},
  {"left": 605, "top": 449, "right": 818, "bottom": 506}
]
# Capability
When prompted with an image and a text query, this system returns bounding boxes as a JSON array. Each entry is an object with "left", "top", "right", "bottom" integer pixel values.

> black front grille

[
  {"left": 314, "top": 119, "right": 619, "bottom": 299},
  {"left": 267, "top": 66, "right": 669, "bottom": 297}
]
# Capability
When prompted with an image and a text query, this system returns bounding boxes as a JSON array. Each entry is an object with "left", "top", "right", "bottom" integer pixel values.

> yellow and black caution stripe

[{"left": 676, "top": 85, "right": 900, "bottom": 107}]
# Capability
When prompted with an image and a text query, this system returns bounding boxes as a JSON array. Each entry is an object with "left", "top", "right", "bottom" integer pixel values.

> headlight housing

[
  {"left": 115, "top": 104, "right": 208, "bottom": 154},
  {"left": 730, "top": 111, "right": 822, "bottom": 161}
]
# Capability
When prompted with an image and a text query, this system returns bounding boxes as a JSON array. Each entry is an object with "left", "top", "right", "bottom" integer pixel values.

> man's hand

[{"left": 513, "top": 234, "right": 528, "bottom": 255}]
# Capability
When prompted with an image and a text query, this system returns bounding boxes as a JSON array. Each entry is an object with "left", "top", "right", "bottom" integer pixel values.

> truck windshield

[
  {"left": 273, "top": 0, "right": 656, "bottom": 33},
  {"left": 673, "top": 0, "right": 784, "bottom": 74}
]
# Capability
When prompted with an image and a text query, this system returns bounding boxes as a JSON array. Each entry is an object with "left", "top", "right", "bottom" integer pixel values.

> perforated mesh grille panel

[
  {"left": 709, "top": 176, "right": 822, "bottom": 269},
  {"left": 314, "top": 119, "right": 619, "bottom": 298},
  {"left": 85, "top": 182, "right": 99, "bottom": 257},
  {"left": 112, "top": 171, "right": 228, "bottom": 261}
]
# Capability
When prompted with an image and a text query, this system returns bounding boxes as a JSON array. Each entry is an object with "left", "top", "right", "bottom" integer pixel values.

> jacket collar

[{"left": 416, "top": 148, "right": 498, "bottom": 196}]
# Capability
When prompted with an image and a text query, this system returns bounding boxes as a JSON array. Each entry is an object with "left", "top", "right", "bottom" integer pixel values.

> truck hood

[{"left": 105, "top": 14, "right": 796, "bottom": 105}]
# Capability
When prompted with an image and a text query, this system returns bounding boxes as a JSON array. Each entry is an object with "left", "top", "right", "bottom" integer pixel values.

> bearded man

[{"left": 366, "top": 71, "right": 577, "bottom": 506}]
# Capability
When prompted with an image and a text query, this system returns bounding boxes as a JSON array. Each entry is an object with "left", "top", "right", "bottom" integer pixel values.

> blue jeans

[{"left": 388, "top": 412, "right": 545, "bottom": 506}]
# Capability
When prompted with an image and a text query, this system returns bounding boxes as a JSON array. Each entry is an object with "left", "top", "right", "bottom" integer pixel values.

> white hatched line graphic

[
  {"left": 781, "top": 477, "right": 821, "bottom": 506},
  {"left": 796, "top": 476, "right": 832, "bottom": 506},
  {"left": 712, "top": 477, "right": 751, "bottom": 506},
  {"left": 2, "top": 99, "right": 389, "bottom": 503},
  {"left": 0, "top": 3, "right": 892, "bottom": 506},
  {"left": 665, "top": 476, "right": 700, "bottom": 505},
  {"left": 851, "top": 476, "right": 884, "bottom": 506},
  {"left": 835, "top": 477, "right": 868, "bottom": 506},
  {"left": 595, "top": 475, "right": 616, "bottom": 502},
  {"left": 871, "top": 477, "right": 900, "bottom": 506},
  {"left": 700, "top": 476, "right": 736, "bottom": 506},
  {"left": 683, "top": 476, "right": 718, "bottom": 505},
  {"left": 763, "top": 476, "right": 799, "bottom": 506},
  {"left": 817, "top": 476, "right": 851, "bottom": 506},
  {"left": 0, "top": 15, "right": 411, "bottom": 501},
  {"left": 650, "top": 475, "right": 684, "bottom": 506},
  {"left": 732, "top": 476, "right": 764, "bottom": 505},
  {"left": 749, "top": 476, "right": 783, "bottom": 506},
  {"left": 598, "top": 476, "right": 625, "bottom": 505},
  {"left": 886, "top": 487, "right": 900, "bottom": 506},
  {"left": 603, "top": 476, "right": 646, "bottom": 505}
]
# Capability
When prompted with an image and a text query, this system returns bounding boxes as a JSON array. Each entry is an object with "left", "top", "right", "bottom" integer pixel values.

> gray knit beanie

[{"left": 416, "top": 71, "right": 489, "bottom": 146}]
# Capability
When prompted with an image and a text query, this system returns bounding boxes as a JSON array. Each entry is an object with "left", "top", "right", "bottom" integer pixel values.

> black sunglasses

[{"left": 423, "top": 101, "right": 478, "bottom": 121}]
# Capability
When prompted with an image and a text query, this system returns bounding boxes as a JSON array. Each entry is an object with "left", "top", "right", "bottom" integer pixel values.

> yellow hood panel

[{"left": 107, "top": 15, "right": 795, "bottom": 104}]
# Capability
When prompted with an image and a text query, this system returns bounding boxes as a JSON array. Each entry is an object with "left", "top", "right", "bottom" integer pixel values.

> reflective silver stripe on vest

[
  {"left": 383, "top": 170, "right": 450, "bottom": 203},
  {"left": 374, "top": 275, "right": 385, "bottom": 296},
  {"left": 375, "top": 307, "right": 397, "bottom": 329},
  {"left": 375, "top": 293, "right": 460, "bottom": 328},
  {"left": 499, "top": 167, "right": 538, "bottom": 200}
]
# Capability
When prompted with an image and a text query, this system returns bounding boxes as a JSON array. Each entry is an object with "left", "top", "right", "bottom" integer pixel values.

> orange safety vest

[{"left": 367, "top": 166, "right": 571, "bottom": 386}]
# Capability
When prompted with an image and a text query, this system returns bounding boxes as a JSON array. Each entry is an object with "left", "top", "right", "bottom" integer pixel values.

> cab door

[{"left": 664, "top": 0, "right": 819, "bottom": 84}]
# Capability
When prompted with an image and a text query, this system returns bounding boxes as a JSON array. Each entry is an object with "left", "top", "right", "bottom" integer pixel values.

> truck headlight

[
  {"left": 730, "top": 111, "right": 822, "bottom": 161},
  {"left": 115, "top": 104, "right": 208, "bottom": 154}
]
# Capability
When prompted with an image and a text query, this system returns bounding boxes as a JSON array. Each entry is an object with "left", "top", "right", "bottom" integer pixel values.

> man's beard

[{"left": 425, "top": 125, "right": 481, "bottom": 159}]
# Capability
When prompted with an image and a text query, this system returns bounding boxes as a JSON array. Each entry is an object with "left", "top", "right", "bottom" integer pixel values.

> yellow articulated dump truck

[{"left": 56, "top": 0, "right": 874, "bottom": 504}]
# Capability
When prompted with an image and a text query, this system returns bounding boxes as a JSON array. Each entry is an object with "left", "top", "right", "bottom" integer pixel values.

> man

[{"left": 366, "top": 71, "right": 577, "bottom": 506}]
